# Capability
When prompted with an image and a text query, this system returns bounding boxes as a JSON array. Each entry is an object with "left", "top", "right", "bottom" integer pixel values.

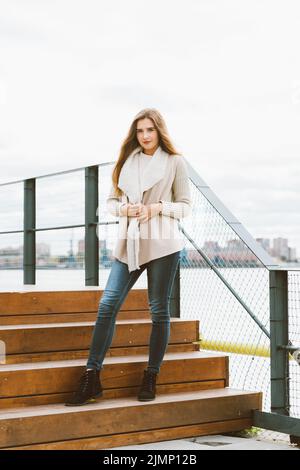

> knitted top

[{"left": 106, "top": 151, "right": 192, "bottom": 267}]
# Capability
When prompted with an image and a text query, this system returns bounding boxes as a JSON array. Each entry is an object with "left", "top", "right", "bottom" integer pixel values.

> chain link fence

[
  {"left": 179, "top": 175, "right": 300, "bottom": 443},
  {"left": 289, "top": 271, "right": 300, "bottom": 421}
]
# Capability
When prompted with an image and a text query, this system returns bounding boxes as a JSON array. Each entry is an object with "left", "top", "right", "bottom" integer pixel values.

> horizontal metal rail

[
  {"left": 253, "top": 411, "right": 300, "bottom": 436},
  {"left": 0, "top": 220, "right": 118, "bottom": 235}
]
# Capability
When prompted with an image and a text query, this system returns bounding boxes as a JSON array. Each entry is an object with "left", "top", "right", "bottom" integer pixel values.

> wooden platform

[{"left": 0, "top": 289, "right": 262, "bottom": 450}]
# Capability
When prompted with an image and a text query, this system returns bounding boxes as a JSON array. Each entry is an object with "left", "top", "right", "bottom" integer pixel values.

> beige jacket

[{"left": 106, "top": 151, "right": 192, "bottom": 268}]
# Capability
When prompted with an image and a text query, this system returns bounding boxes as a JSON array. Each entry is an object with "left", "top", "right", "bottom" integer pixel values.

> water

[{"left": 0, "top": 268, "right": 147, "bottom": 291}]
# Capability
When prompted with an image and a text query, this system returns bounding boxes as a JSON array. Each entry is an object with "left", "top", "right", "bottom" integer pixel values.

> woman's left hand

[{"left": 137, "top": 203, "right": 161, "bottom": 223}]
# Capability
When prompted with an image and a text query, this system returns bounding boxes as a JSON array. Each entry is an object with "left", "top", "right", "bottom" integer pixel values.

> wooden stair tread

[
  {"left": 0, "top": 311, "right": 151, "bottom": 326},
  {"left": 0, "top": 289, "right": 149, "bottom": 315},
  {"left": 0, "top": 318, "right": 185, "bottom": 331},
  {"left": 0, "top": 350, "right": 226, "bottom": 372},
  {"left": 0, "top": 388, "right": 261, "bottom": 418},
  {"left": 0, "top": 287, "right": 113, "bottom": 292},
  {"left": 1, "top": 319, "right": 199, "bottom": 359}
]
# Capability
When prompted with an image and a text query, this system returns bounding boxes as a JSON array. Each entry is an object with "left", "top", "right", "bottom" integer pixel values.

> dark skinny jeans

[{"left": 86, "top": 250, "right": 181, "bottom": 374}]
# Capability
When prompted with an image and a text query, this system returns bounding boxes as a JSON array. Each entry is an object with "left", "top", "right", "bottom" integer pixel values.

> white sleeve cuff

[{"left": 159, "top": 200, "right": 191, "bottom": 219}]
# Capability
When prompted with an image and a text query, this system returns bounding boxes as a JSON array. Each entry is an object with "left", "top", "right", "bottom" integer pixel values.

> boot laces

[
  {"left": 77, "top": 369, "right": 94, "bottom": 393},
  {"left": 142, "top": 370, "right": 156, "bottom": 388}
]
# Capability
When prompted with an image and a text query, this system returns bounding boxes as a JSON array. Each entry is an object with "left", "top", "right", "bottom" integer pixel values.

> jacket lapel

[
  {"left": 118, "top": 145, "right": 168, "bottom": 203},
  {"left": 140, "top": 145, "right": 168, "bottom": 193}
]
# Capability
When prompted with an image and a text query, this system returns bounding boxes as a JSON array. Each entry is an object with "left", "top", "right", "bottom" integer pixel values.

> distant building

[
  {"left": 0, "top": 246, "right": 22, "bottom": 268},
  {"left": 78, "top": 239, "right": 84, "bottom": 256},
  {"left": 256, "top": 238, "right": 271, "bottom": 252},
  {"left": 36, "top": 243, "right": 51, "bottom": 257},
  {"left": 77, "top": 238, "right": 113, "bottom": 266},
  {"left": 288, "top": 247, "right": 297, "bottom": 262},
  {"left": 273, "top": 237, "right": 289, "bottom": 261},
  {"left": 255, "top": 237, "right": 297, "bottom": 263}
]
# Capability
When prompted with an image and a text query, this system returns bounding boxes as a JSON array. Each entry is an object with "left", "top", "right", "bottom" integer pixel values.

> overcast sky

[{"left": 1, "top": 0, "right": 300, "bottom": 255}]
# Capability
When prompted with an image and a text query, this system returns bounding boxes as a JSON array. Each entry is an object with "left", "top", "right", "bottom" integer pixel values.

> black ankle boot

[
  {"left": 65, "top": 368, "right": 103, "bottom": 406},
  {"left": 137, "top": 369, "right": 158, "bottom": 401}
]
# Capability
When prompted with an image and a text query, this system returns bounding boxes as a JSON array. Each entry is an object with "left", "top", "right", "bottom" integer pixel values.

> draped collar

[
  {"left": 118, "top": 145, "right": 169, "bottom": 203},
  {"left": 117, "top": 145, "right": 169, "bottom": 272}
]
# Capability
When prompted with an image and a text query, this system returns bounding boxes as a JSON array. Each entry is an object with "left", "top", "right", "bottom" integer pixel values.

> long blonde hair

[{"left": 111, "top": 108, "right": 182, "bottom": 197}]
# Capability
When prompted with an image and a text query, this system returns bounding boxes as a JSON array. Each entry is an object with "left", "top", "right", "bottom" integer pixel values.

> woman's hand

[
  {"left": 119, "top": 202, "right": 162, "bottom": 222},
  {"left": 120, "top": 203, "right": 144, "bottom": 217},
  {"left": 137, "top": 203, "right": 162, "bottom": 223}
]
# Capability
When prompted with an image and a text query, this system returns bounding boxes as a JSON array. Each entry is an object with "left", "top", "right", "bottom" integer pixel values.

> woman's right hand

[{"left": 119, "top": 203, "right": 144, "bottom": 217}]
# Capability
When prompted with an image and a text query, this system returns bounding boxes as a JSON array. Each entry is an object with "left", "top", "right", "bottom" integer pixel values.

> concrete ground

[{"left": 108, "top": 434, "right": 299, "bottom": 451}]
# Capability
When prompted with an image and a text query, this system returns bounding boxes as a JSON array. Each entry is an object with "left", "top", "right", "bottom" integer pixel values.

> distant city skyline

[{"left": 0, "top": 235, "right": 298, "bottom": 268}]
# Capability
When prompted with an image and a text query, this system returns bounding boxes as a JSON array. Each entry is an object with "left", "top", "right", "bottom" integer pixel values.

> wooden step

[
  {"left": 0, "top": 388, "right": 262, "bottom": 449},
  {"left": 0, "top": 310, "right": 150, "bottom": 325},
  {"left": 4, "top": 342, "right": 199, "bottom": 365},
  {"left": 0, "top": 319, "right": 199, "bottom": 357},
  {"left": 3, "top": 419, "right": 254, "bottom": 450},
  {"left": 0, "top": 289, "right": 150, "bottom": 324},
  {"left": 0, "top": 288, "right": 150, "bottom": 314},
  {"left": 0, "top": 351, "right": 228, "bottom": 409}
]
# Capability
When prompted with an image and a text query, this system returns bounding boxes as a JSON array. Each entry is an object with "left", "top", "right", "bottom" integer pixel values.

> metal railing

[
  {"left": 179, "top": 161, "right": 300, "bottom": 441},
  {"left": 0, "top": 158, "right": 299, "bottom": 440}
]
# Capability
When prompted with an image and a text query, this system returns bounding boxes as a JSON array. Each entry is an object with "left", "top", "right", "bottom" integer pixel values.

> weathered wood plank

[
  {"left": 3, "top": 418, "right": 253, "bottom": 450},
  {"left": 0, "top": 379, "right": 225, "bottom": 409},
  {"left": 0, "top": 310, "right": 150, "bottom": 325},
  {"left": 0, "top": 289, "right": 149, "bottom": 315},
  {"left": 0, "top": 352, "right": 228, "bottom": 400},
  {"left": 0, "top": 389, "right": 262, "bottom": 448},
  {"left": 0, "top": 320, "right": 199, "bottom": 354},
  {"left": 4, "top": 343, "right": 199, "bottom": 365}
]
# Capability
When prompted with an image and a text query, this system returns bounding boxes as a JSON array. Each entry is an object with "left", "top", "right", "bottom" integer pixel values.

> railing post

[
  {"left": 170, "top": 260, "right": 180, "bottom": 318},
  {"left": 23, "top": 178, "right": 36, "bottom": 284},
  {"left": 85, "top": 166, "right": 99, "bottom": 285},
  {"left": 269, "top": 269, "right": 289, "bottom": 415}
]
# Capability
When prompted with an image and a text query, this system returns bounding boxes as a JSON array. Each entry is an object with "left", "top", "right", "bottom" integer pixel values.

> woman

[{"left": 65, "top": 108, "right": 192, "bottom": 406}]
